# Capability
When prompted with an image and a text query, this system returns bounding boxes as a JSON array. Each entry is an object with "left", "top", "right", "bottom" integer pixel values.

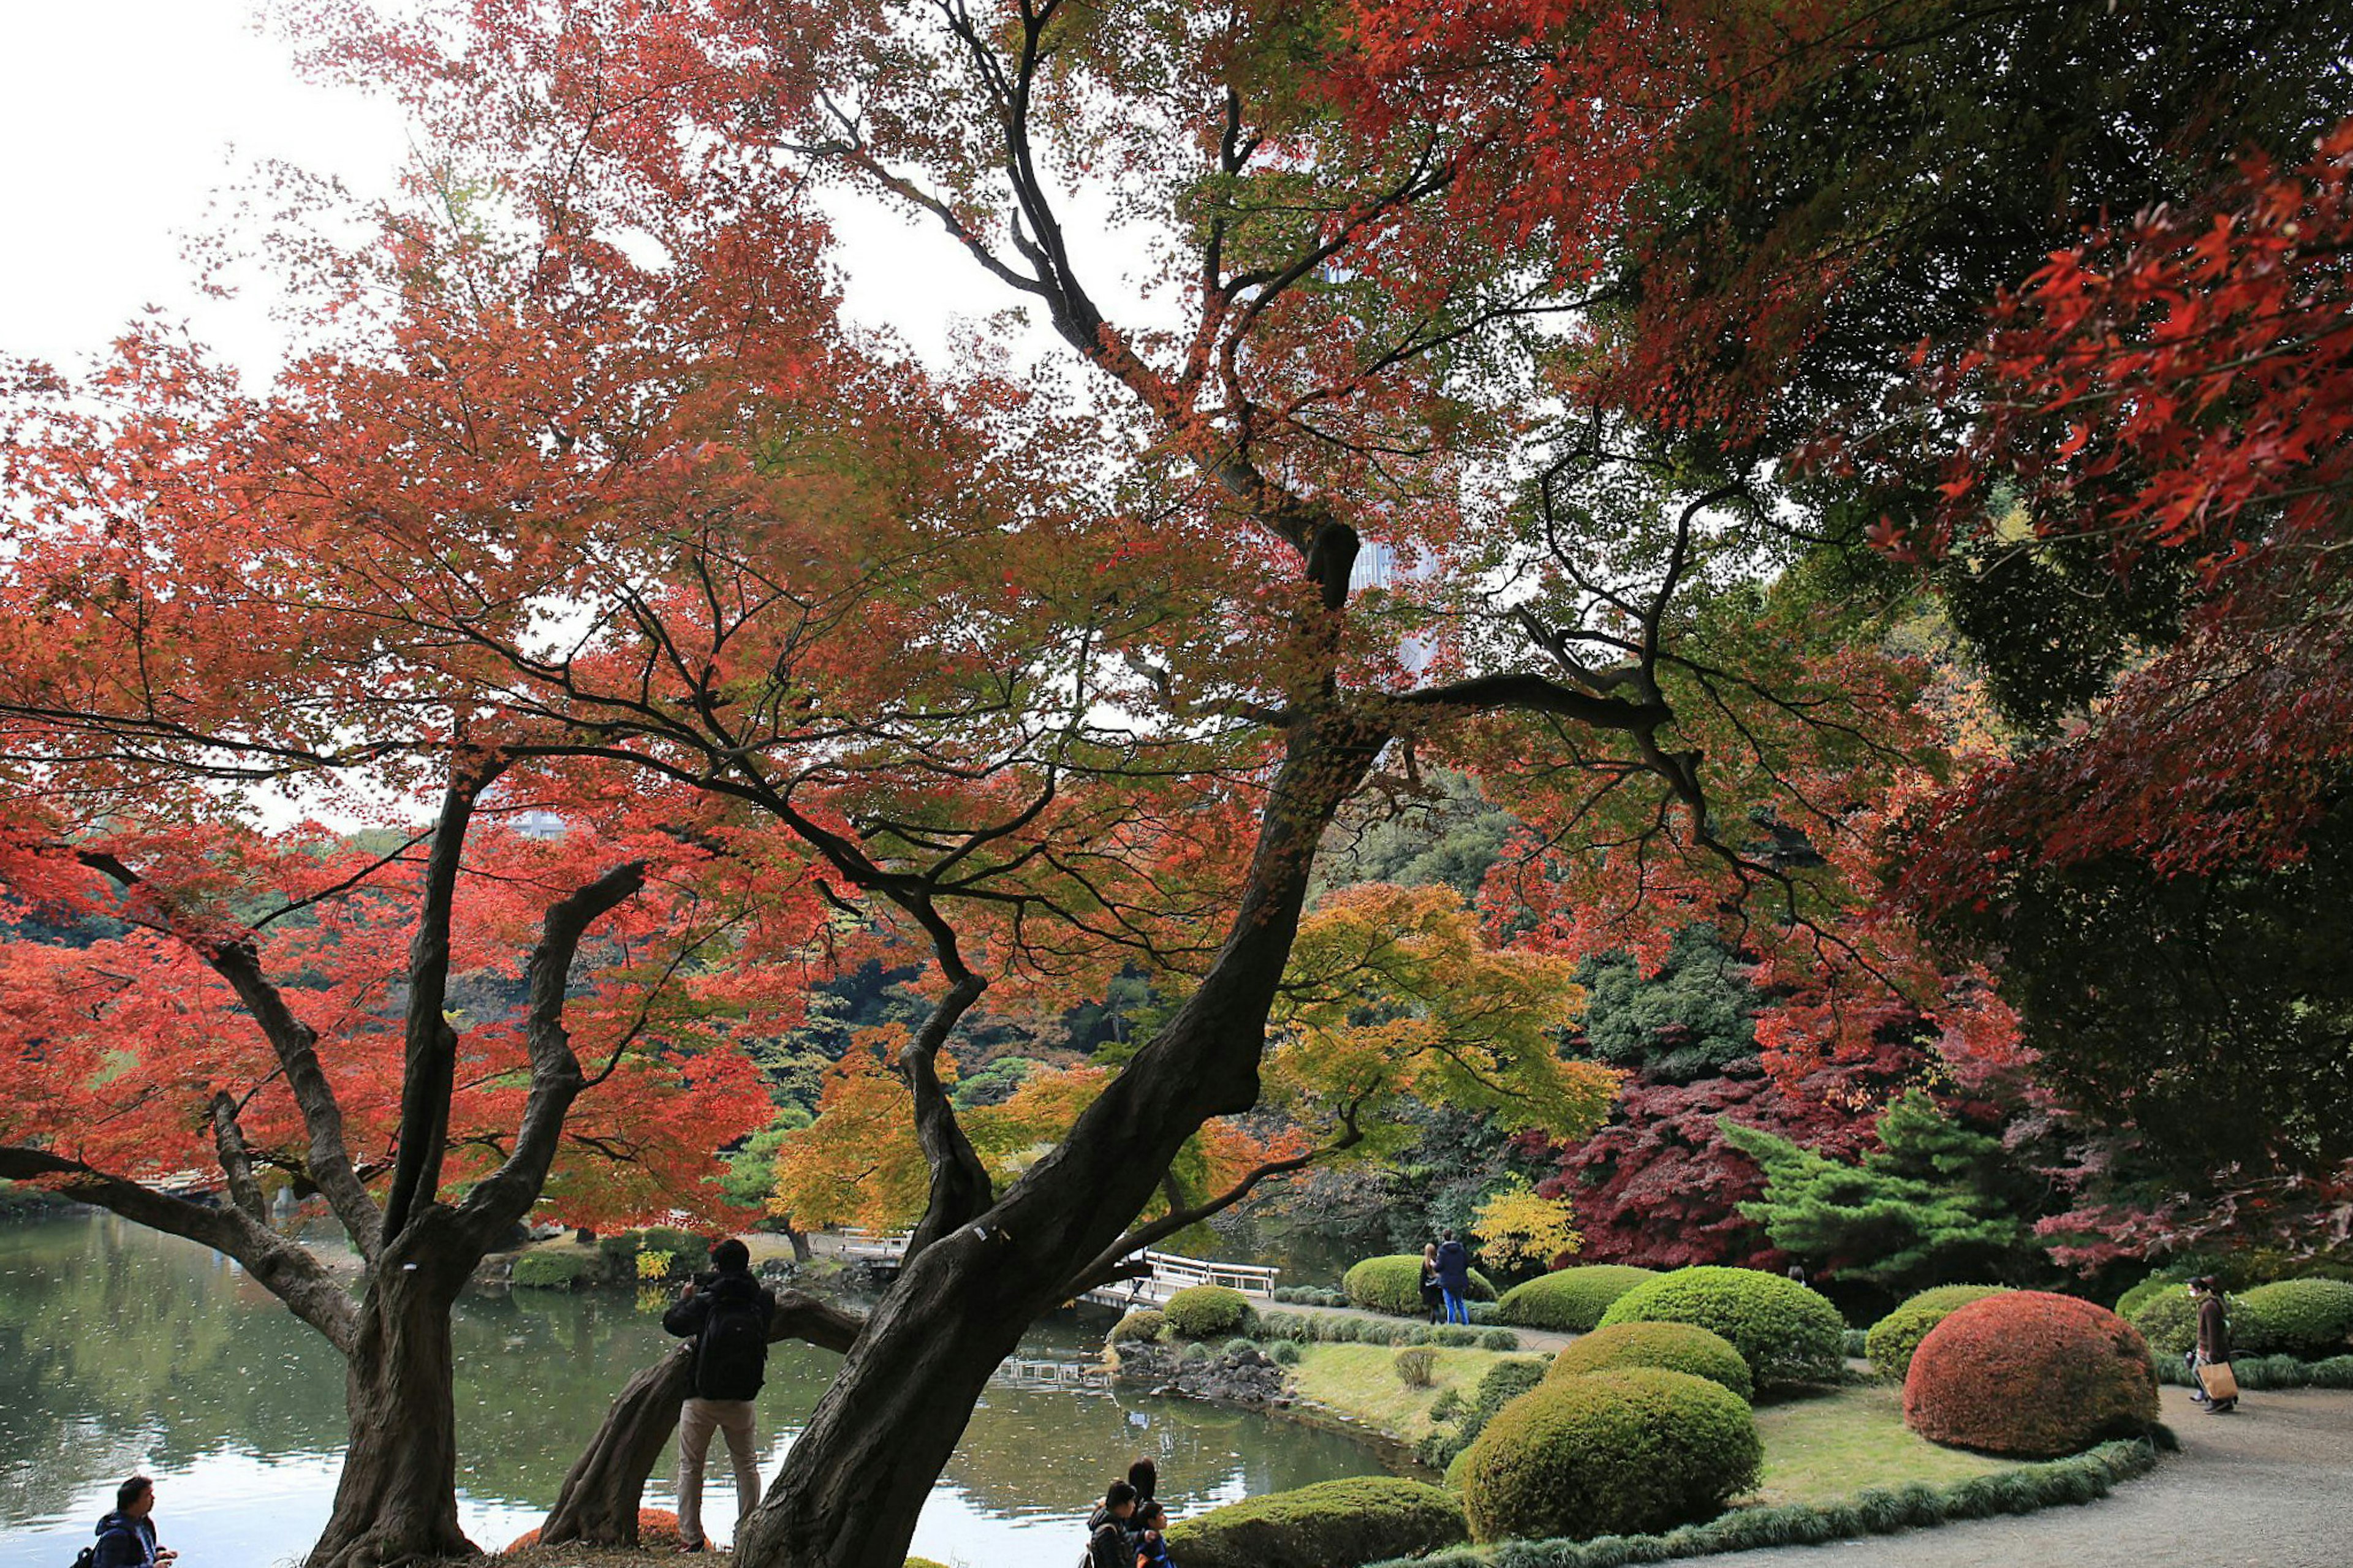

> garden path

[{"left": 1703, "top": 1384, "right": 2353, "bottom": 1568}]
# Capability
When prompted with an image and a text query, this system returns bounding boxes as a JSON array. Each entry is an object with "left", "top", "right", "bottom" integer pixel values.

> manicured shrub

[
  {"left": 1866, "top": 1286, "right": 2012, "bottom": 1383},
  {"left": 1496, "top": 1265, "right": 1661, "bottom": 1333},
  {"left": 1466, "top": 1358, "right": 1548, "bottom": 1431},
  {"left": 2126, "top": 1284, "right": 2259, "bottom": 1358},
  {"left": 1110, "top": 1308, "right": 1167, "bottom": 1344},
  {"left": 510, "top": 1251, "right": 591, "bottom": 1289},
  {"left": 907, "top": 1560, "right": 951, "bottom": 1568},
  {"left": 1225, "top": 1336, "right": 1261, "bottom": 1357},
  {"left": 2113, "top": 1273, "right": 2186, "bottom": 1322},
  {"left": 1344, "top": 1255, "right": 1497, "bottom": 1317},
  {"left": 1270, "top": 1339, "right": 1303, "bottom": 1365},
  {"left": 639, "top": 1225, "right": 705, "bottom": 1272},
  {"left": 1164, "top": 1476, "right": 1467, "bottom": 1568},
  {"left": 2235, "top": 1279, "right": 2353, "bottom": 1358},
  {"left": 1396, "top": 1348, "right": 1438, "bottom": 1387},
  {"left": 1164, "top": 1284, "right": 1255, "bottom": 1339},
  {"left": 1597, "top": 1267, "right": 1845, "bottom": 1388},
  {"left": 1430, "top": 1325, "right": 1479, "bottom": 1348},
  {"left": 1905, "top": 1291, "right": 2159, "bottom": 1458},
  {"left": 1458, "top": 1368, "right": 1762, "bottom": 1542},
  {"left": 1182, "top": 1341, "right": 1211, "bottom": 1362},
  {"left": 1548, "top": 1321, "right": 1754, "bottom": 1403},
  {"left": 1843, "top": 1328, "right": 1871, "bottom": 1360},
  {"left": 1477, "top": 1328, "right": 1521, "bottom": 1352}
]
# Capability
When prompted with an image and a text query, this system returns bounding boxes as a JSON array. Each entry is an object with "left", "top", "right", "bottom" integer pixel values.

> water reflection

[{"left": 0, "top": 1216, "right": 1395, "bottom": 1567}]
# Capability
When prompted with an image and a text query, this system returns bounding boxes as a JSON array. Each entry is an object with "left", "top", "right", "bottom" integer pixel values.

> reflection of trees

[
  {"left": 939, "top": 1391, "right": 1384, "bottom": 1523},
  {"left": 1, "top": 1217, "right": 1393, "bottom": 1533},
  {"left": 0, "top": 1215, "right": 346, "bottom": 1515}
]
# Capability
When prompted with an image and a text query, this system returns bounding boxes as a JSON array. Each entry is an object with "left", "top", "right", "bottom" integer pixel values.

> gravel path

[{"left": 1703, "top": 1385, "right": 2353, "bottom": 1568}]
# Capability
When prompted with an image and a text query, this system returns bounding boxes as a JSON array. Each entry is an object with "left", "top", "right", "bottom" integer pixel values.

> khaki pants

[{"left": 676, "top": 1396, "right": 760, "bottom": 1547}]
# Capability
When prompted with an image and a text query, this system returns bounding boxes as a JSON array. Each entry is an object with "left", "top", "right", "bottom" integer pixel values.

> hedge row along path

[
  {"left": 1275, "top": 1300, "right": 1582, "bottom": 1354},
  {"left": 1702, "top": 1386, "right": 2353, "bottom": 1568}
]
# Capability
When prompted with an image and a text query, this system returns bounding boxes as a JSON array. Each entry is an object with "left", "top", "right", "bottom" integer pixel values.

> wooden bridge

[{"left": 824, "top": 1230, "right": 1279, "bottom": 1311}]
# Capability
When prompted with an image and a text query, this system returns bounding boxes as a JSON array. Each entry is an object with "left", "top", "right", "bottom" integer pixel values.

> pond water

[{"left": 0, "top": 1214, "right": 1400, "bottom": 1567}]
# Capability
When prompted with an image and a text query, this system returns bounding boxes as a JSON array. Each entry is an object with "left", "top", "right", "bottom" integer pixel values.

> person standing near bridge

[{"left": 662, "top": 1238, "right": 778, "bottom": 1552}]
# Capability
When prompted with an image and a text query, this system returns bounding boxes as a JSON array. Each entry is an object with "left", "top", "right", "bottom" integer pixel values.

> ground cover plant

[{"left": 1904, "top": 1293, "right": 2159, "bottom": 1457}]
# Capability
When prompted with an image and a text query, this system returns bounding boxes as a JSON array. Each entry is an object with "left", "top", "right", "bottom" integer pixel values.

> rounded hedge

[
  {"left": 2113, "top": 1272, "right": 2186, "bottom": 1322},
  {"left": 1163, "top": 1476, "right": 1467, "bottom": 1568},
  {"left": 1496, "top": 1265, "right": 1660, "bottom": 1333},
  {"left": 1458, "top": 1368, "right": 1762, "bottom": 1543},
  {"left": 1344, "top": 1255, "right": 1496, "bottom": 1317},
  {"left": 1905, "top": 1291, "right": 2160, "bottom": 1458},
  {"left": 1163, "top": 1285, "right": 1255, "bottom": 1339},
  {"left": 2124, "top": 1283, "right": 2268, "bottom": 1358},
  {"left": 510, "top": 1251, "right": 592, "bottom": 1289},
  {"left": 1596, "top": 1266, "right": 1845, "bottom": 1388},
  {"left": 507, "top": 1507, "right": 681, "bottom": 1550},
  {"left": 2235, "top": 1279, "right": 2353, "bottom": 1359},
  {"left": 1865, "top": 1286, "right": 2012, "bottom": 1383},
  {"left": 1547, "top": 1320, "right": 1754, "bottom": 1403},
  {"left": 1109, "top": 1308, "right": 1167, "bottom": 1344}
]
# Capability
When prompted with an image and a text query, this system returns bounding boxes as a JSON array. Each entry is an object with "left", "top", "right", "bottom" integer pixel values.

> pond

[{"left": 0, "top": 1213, "right": 1400, "bottom": 1567}]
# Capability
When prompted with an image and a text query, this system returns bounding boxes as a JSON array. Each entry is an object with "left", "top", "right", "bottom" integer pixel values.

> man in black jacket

[
  {"left": 91, "top": 1476, "right": 176, "bottom": 1568},
  {"left": 662, "top": 1238, "right": 778, "bottom": 1552}
]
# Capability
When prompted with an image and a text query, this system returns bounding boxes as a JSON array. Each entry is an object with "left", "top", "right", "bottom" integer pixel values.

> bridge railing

[{"left": 1134, "top": 1249, "right": 1279, "bottom": 1298}]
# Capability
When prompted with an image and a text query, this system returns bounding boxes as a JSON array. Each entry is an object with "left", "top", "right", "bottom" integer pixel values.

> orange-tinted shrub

[
  {"left": 504, "top": 1507, "right": 683, "bottom": 1551},
  {"left": 1903, "top": 1291, "right": 2159, "bottom": 1458}
]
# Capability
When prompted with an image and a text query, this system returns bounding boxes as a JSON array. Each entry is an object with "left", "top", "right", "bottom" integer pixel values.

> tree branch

[{"left": 453, "top": 860, "right": 648, "bottom": 1250}]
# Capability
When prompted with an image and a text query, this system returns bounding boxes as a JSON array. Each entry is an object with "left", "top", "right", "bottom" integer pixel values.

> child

[{"left": 1134, "top": 1499, "right": 1175, "bottom": 1568}]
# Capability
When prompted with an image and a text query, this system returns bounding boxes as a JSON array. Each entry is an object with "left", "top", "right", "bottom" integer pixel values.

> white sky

[{"left": 0, "top": 2, "right": 1154, "bottom": 379}]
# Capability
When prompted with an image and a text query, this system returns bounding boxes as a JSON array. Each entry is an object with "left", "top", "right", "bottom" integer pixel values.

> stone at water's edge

[{"left": 1110, "top": 1343, "right": 1293, "bottom": 1405}]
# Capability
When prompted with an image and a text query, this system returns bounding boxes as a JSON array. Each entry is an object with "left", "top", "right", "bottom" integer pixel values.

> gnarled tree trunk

[
  {"left": 733, "top": 716, "right": 1383, "bottom": 1568},
  {"left": 306, "top": 1224, "right": 476, "bottom": 1568}
]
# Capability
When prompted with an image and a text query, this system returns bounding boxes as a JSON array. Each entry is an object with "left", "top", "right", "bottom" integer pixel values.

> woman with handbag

[{"left": 2188, "top": 1278, "right": 2238, "bottom": 1414}]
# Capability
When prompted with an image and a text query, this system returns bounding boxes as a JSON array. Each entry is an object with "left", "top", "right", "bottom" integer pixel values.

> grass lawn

[
  {"left": 1751, "top": 1382, "right": 2015, "bottom": 1504},
  {"left": 1291, "top": 1344, "right": 2023, "bottom": 1509},
  {"left": 1290, "top": 1343, "right": 1531, "bottom": 1443}
]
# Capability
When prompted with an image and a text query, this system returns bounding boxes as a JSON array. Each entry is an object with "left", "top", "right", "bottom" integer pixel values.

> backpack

[{"left": 694, "top": 1282, "right": 771, "bottom": 1399}]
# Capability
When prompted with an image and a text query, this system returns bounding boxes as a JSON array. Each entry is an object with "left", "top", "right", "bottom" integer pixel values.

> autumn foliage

[{"left": 1903, "top": 1293, "right": 2161, "bottom": 1458}]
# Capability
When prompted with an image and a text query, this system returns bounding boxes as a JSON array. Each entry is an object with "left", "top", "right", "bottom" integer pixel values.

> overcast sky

[{"left": 0, "top": 1, "right": 1117, "bottom": 378}]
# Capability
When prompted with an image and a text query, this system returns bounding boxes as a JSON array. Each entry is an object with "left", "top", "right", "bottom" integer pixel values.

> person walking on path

[
  {"left": 90, "top": 1476, "right": 176, "bottom": 1568},
  {"left": 1084, "top": 1480, "right": 1140, "bottom": 1568},
  {"left": 2189, "top": 1276, "right": 2238, "bottom": 1414},
  {"left": 1420, "top": 1240, "right": 1445, "bottom": 1324},
  {"left": 1434, "top": 1230, "right": 1473, "bottom": 1326},
  {"left": 662, "top": 1237, "right": 779, "bottom": 1552}
]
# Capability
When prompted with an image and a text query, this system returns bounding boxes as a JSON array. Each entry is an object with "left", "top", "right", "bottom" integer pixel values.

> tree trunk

[
  {"left": 733, "top": 716, "right": 1382, "bottom": 1568},
  {"left": 540, "top": 1291, "right": 866, "bottom": 1547},
  {"left": 305, "top": 1256, "right": 473, "bottom": 1568}
]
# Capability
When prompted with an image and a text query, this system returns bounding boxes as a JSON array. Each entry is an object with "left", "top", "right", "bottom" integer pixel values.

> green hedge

[
  {"left": 1498, "top": 1267, "right": 1661, "bottom": 1333},
  {"left": 1110, "top": 1308, "right": 1167, "bottom": 1343},
  {"left": 1865, "top": 1286, "right": 2010, "bottom": 1383},
  {"left": 1459, "top": 1368, "right": 1761, "bottom": 1543},
  {"left": 1371, "top": 1439, "right": 2159, "bottom": 1568},
  {"left": 1549, "top": 1322, "right": 1753, "bottom": 1403},
  {"left": 2126, "top": 1286, "right": 2262, "bottom": 1358},
  {"left": 1164, "top": 1477, "right": 1467, "bottom": 1568},
  {"left": 1164, "top": 1285, "right": 1256, "bottom": 1339},
  {"left": 510, "top": 1252, "right": 591, "bottom": 1289},
  {"left": 1346, "top": 1256, "right": 1499, "bottom": 1316},
  {"left": 2153, "top": 1352, "right": 2353, "bottom": 1389},
  {"left": 1597, "top": 1267, "right": 1845, "bottom": 1389},
  {"left": 2113, "top": 1273, "right": 2187, "bottom": 1322},
  {"left": 2235, "top": 1279, "right": 2353, "bottom": 1358}
]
